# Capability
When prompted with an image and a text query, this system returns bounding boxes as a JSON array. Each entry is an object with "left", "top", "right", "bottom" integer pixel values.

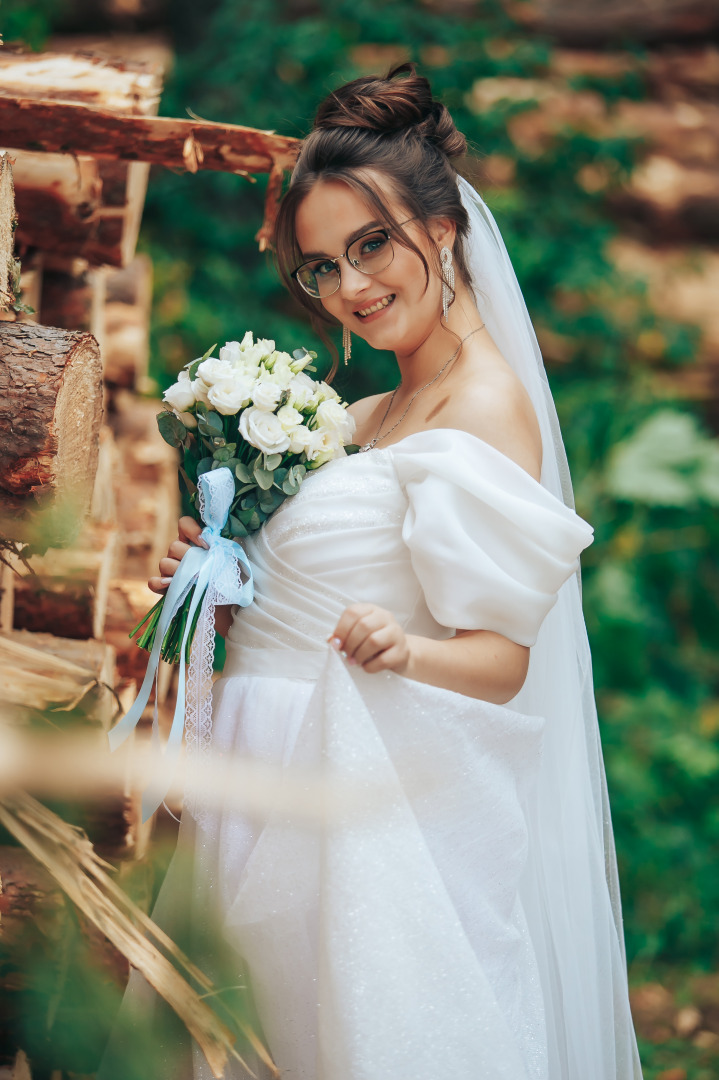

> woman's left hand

[{"left": 328, "top": 603, "right": 410, "bottom": 674}]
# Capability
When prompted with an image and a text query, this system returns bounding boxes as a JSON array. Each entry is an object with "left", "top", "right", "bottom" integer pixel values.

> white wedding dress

[{"left": 109, "top": 424, "right": 639, "bottom": 1080}]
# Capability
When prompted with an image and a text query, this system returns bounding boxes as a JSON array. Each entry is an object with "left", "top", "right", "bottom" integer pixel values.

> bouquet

[{"left": 130, "top": 332, "right": 357, "bottom": 663}]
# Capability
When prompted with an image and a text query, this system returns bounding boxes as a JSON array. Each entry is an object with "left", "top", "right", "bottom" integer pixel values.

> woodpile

[
  {"left": 0, "top": 31, "right": 302, "bottom": 1072},
  {"left": 469, "top": 42, "right": 719, "bottom": 400}
]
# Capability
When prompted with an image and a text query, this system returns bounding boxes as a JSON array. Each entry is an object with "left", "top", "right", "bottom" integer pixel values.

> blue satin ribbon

[{"left": 108, "top": 466, "right": 254, "bottom": 821}]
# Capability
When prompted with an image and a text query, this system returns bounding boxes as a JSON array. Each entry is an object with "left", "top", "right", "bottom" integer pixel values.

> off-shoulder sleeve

[{"left": 391, "top": 429, "right": 594, "bottom": 646}]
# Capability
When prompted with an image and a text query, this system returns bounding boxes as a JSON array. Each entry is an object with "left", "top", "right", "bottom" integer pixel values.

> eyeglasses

[{"left": 291, "top": 220, "right": 414, "bottom": 299}]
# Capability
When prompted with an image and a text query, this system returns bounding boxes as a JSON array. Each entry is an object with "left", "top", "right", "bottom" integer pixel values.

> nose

[{"left": 336, "top": 256, "right": 372, "bottom": 303}]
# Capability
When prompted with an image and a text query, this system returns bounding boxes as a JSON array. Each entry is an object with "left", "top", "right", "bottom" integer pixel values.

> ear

[{"left": 430, "top": 216, "right": 457, "bottom": 251}]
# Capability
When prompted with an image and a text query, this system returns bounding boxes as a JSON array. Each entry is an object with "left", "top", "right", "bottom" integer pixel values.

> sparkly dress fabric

[
  {"left": 103, "top": 424, "right": 642, "bottom": 1080},
  {"left": 147, "top": 423, "right": 638, "bottom": 1080}
]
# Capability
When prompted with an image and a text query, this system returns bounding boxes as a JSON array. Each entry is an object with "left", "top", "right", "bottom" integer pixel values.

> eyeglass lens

[{"left": 296, "top": 230, "right": 394, "bottom": 298}]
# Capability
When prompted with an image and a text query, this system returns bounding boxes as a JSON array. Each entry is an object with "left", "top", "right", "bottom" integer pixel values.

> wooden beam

[{"left": 0, "top": 95, "right": 299, "bottom": 175}]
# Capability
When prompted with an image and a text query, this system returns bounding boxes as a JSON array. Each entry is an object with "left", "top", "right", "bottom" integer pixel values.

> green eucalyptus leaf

[
  {"left": 264, "top": 453, "right": 283, "bottom": 470},
  {"left": 157, "top": 410, "right": 186, "bottom": 448},
  {"left": 196, "top": 457, "right": 214, "bottom": 476},
  {"left": 235, "top": 462, "right": 253, "bottom": 483},
  {"left": 241, "top": 491, "right": 260, "bottom": 510},
  {"left": 254, "top": 465, "right": 275, "bottom": 490},
  {"left": 273, "top": 467, "right": 289, "bottom": 488},
  {"left": 229, "top": 515, "right": 249, "bottom": 538}
]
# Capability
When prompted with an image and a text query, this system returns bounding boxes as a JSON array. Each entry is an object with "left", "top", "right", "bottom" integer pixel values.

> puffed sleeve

[{"left": 391, "top": 429, "right": 594, "bottom": 646}]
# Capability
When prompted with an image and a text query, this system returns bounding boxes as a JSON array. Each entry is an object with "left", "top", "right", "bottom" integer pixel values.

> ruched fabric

[{"left": 393, "top": 428, "right": 594, "bottom": 644}]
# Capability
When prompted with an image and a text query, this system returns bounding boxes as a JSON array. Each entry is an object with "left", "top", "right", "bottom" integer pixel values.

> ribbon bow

[{"left": 108, "top": 467, "right": 253, "bottom": 821}]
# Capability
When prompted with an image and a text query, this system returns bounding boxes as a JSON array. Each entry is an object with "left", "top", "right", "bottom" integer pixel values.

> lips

[{"left": 355, "top": 294, "right": 396, "bottom": 318}]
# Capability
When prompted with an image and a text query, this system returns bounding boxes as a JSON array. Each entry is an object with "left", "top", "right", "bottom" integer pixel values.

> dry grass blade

[{"left": 0, "top": 793, "right": 279, "bottom": 1080}]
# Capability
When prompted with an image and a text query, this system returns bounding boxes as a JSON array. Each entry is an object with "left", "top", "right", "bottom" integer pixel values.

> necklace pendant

[{"left": 359, "top": 439, "right": 376, "bottom": 453}]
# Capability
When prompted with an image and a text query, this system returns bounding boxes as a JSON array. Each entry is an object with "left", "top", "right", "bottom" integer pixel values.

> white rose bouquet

[{"left": 131, "top": 332, "right": 357, "bottom": 662}]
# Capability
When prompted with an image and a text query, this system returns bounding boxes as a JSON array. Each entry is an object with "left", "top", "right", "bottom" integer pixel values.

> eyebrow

[{"left": 300, "top": 220, "right": 384, "bottom": 262}]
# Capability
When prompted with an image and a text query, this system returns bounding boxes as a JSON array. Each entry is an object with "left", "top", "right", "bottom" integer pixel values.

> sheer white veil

[{"left": 458, "top": 175, "right": 642, "bottom": 1079}]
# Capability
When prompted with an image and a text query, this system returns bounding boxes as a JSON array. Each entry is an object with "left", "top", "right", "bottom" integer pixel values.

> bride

[{"left": 133, "top": 64, "right": 641, "bottom": 1079}]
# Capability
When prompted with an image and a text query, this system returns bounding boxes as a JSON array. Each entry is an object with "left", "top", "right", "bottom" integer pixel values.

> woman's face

[{"left": 293, "top": 175, "right": 448, "bottom": 355}]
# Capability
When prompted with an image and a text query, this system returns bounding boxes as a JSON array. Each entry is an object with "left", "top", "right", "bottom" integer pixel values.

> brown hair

[{"left": 274, "top": 63, "right": 471, "bottom": 379}]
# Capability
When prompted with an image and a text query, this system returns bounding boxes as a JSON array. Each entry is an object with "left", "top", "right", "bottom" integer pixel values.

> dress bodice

[{"left": 226, "top": 427, "right": 594, "bottom": 668}]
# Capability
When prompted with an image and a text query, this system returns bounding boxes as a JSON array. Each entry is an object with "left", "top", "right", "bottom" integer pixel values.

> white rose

[
  {"left": 197, "top": 355, "right": 234, "bottom": 385},
  {"left": 288, "top": 424, "right": 314, "bottom": 455},
  {"left": 238, "top": 331, "right": 274, "bottom": 368},
  {"left": 207, "top": 377, "right": 254, "bottom": 415},
  {"left": 276, "top": 404, "right": 304, "bottom": 434},
  {"left": 316, "top": 400, "right": 355, "bottom": 443},
  {"left": 177, "top": 410, "right": 197, "bottom": 429},
  {"left": 251, "top": 375, "right": 283, "bottom": 412},
  {"left": 219, "top": 340, "right": 242, "bottom": 365},
  {"left": 163, "top": 370, "right": 195, "bottom": 412},
  {"left": 191, "top": 378, "right": 211, "bottom": 406},
  {"left": 288, "top": 372, "right": 316, "bottom": 410},
  {"left": 239, "top": 406, "right": 291, "bottom": 455},
  {"left": 304, "top": 426, "right": 342, "bottom": 463}
]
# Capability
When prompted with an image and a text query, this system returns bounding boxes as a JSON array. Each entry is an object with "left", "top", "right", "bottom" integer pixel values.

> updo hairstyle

[{"left": 274, "top": 63, "right": 472, "bottom": 373}]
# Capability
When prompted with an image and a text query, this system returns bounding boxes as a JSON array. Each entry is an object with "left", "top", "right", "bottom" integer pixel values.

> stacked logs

[
  {"left": 466, "top": 41, "right": 719, "bottom": 402},
  {"left": 0, "top": 46, "right": 173, "bottom": 1077}
]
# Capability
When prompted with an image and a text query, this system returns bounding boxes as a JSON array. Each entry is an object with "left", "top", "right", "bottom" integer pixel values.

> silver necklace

[{"left": 358, "top": 324, "right": 486, "bottom": 453}]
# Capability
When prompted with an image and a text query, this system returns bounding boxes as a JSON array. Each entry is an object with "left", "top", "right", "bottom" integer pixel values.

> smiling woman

[{"left": 104, "top": 63, "right": 643, "bottom": 1080}]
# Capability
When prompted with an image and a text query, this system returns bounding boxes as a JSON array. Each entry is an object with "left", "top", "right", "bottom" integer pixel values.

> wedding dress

[{"left": 102, "top": 178, "right": 642, "bottom": 1080}]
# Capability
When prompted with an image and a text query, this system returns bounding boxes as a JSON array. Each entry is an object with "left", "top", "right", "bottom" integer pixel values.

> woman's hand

[
  {"left": 328, "top": 603, "right": 411, "bottom": 674},
  {"left": 148, "top": 516, "right": 208, "bottom": 595}
]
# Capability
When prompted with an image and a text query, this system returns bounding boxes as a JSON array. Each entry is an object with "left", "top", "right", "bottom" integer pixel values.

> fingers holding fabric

[{"left": 328, "top": 603, "right": 410, "bottom": 673}]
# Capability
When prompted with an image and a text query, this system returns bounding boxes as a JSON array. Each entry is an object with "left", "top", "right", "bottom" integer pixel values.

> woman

[{"left": 146, "top": 65, "right": 641, "bottom": 1079}]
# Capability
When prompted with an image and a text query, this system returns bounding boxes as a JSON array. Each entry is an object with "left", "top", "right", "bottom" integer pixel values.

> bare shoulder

[
  {"left": 442, "top": 368, "right": 543, "bottom": 481},
  {"left": 347, "top": 391, "right": 392, "bottom": 441}
]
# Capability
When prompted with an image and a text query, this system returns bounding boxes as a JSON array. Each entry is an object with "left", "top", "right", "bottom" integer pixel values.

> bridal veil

[{"left": 458, "top": 175, "right": 642, "bottom": 1078}]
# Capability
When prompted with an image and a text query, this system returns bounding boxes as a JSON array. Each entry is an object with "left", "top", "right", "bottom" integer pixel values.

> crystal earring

[
  {"left": 342, "top": 325, "right": 352, "bottom": 366},
  {"left": 440, "top": 246, "right": 455, "bottom": 322}
]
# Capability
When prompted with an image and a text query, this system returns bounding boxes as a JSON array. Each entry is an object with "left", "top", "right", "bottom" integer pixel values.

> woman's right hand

[{"left": 148, "top": 516, "right": 209, "bottom": 595}]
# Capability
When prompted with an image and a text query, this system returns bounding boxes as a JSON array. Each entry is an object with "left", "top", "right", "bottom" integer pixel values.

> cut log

[
  {"left": 102, "top": 255, "right": 152, "bottom": 388},
  {"left": 38, "top": 258, "right": 106, "bottom": 339},
  {"left": 12, "top": 524, "right": 118, "bottom": 641},
  {"left": 0, "top": 94, "right": 299, "bottom": 177},
  {"left": 90, "top": 425, "right": 118, "bottom": 525},
  {"left": 0, "top": 152, "right": 16, "bottom": 312},
  {"left": 521, "top": 0, "right": 719, "bottom": 44},
  {"left": 0, "top": 324, "right": 103, "bottom": 548},
  {"left": 0, "top": 48, "right": 165, "bottom": 267},
  {"left": 0, "top": 629, "right": 116, "bottom": 729},
  {"left": 0, "top": 95, "right": 299, "bottom": 250},
  {"left": 0, "top": 48, "right": 163, "bottom": 113}
]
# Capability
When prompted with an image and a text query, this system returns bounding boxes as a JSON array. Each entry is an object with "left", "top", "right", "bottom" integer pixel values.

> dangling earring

[
  {"left": 342, "top": 325, "right": 352, "bottom": 366},
  {"left": 440, "top": 246, "right": 455, "bottom": 322}
]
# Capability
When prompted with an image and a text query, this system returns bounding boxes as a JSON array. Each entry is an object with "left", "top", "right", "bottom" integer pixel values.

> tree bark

[
  {"left": 0, "top": 153, "right": 16, "bottom": 312},
  {"left": 0, "top": 324, "right": 103, "bottom": 548}
]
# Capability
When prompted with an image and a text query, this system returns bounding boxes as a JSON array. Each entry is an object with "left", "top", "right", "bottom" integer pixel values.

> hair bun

[{"left": 314, "top": 62, "right": 466, "bottom": 160}]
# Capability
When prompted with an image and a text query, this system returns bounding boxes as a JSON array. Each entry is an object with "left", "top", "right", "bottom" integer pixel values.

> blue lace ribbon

[{"left": 108, "top": 466, "right": 254, "bottom": 821}]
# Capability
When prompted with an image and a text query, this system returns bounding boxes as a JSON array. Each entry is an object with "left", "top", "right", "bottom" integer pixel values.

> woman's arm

[
  {"left": 149, "top": 516, "right": 234, "bottom": 637},
  {"left": 328, "top": 603, "right": 529, "bottom": 704}
]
